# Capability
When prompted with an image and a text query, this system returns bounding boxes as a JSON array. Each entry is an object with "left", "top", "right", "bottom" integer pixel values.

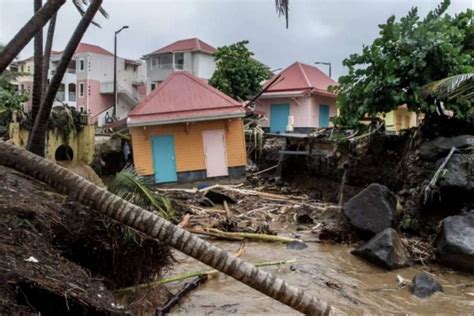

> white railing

[
  {"left": 100, "top": 81, "right": 139, "bottom": 104},
  {"left": 152, "top": 63, "right": 185, "bottom": 70}
]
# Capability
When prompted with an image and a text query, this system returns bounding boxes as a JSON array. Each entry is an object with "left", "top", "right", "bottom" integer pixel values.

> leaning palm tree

[
  {"left": 31, "top": 0, "right": 45, "bottom": 124},
  {"left": 0, "top": 141, "right": 331, "bottom": 315},
  {"left": 0, "top": 0, "right": 66, "bottom": 73},
  {"left": 41, "top": 13, "right": 57, "bottom": 95},
  {"left": 27, "top": 0, "right": 105, "bottom": 156}
]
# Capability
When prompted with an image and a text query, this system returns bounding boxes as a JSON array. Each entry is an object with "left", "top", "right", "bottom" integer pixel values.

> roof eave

[{"left": 127, "top": 112, "right": 245, "bottom": 128}]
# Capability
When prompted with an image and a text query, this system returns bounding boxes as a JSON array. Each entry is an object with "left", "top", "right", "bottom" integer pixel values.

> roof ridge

[{"left": 296, "top": 62, "right": 312, "bottom": 88}]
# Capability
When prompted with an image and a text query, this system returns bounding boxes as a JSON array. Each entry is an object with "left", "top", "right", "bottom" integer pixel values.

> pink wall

[
  {"left": 310, "top": 95, "right": 337, "bottom": 128},
  {"left": 77, "top": 79, "right": 113, "bottom": 123},
  {"left": 255, "top": 94, "right": 337, "bottom": 129},
  {"left": 256, "top": 96, "right": 311, "bottom": 128},
  {"left": 137, "top": 84, "right": 147, "bottom": 101}
]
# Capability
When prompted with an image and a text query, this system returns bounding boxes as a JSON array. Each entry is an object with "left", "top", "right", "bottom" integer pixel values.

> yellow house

[
  {"left": 128, "top": 72, "right": 247, "bottom": 183},
  {"left": 381, "top": 104, "right": 419, "bottom": 133}
]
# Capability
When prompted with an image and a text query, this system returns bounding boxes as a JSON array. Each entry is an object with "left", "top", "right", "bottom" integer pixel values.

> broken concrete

[{"left": 418, "top": 135, "right": 474, "bottom": 162}]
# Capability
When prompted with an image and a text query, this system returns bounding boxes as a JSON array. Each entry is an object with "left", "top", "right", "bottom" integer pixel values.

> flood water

[{"left": 166, "top": 239, "right": 474, "bottom": 315}]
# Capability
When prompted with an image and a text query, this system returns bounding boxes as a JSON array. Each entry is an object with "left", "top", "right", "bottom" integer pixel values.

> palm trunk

[
  {"left": 42, "top": 13, "right": 57, "bottom": 95},
  {"left": 27, "top": 0, "right": 103, "bottom": 156},
  {"left": 31, "top": 0, "right": 44, "bottom": 123},
  {"left": 0, "top": 141, "right": 331, "bottom": 316},
  {"left": 0, "top": 0, "right": 65, "bottom": 73}
]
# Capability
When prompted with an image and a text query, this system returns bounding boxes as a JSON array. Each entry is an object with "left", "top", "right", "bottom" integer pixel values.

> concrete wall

[
  {"left": 130, "top": 118, "right": 246, "bottom": 177},
  {"left": 195, "top": 53, "right": 215, "bottom": 79},
  {"left": 309, "top": 95, "right": 337, "bottom": 128},
  {"left": 383, "top": 107, "right": 418, "bottom": 133},
  {"left": 8, "top": 123, "right": 95, "bottom": 164}
]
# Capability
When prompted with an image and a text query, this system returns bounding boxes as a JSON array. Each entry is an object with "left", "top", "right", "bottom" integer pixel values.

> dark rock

[
  {"left": 287, "top": 240, "right": 308, "bottom": 250},
  {"left": 198, "top": 197, "right": 215, "bottom": 207},
  {"left": 419, "top": 135, "right": 474, "bottom": 161},
  {"left": 204, "top": 190, "right": 237, "bottom": 205},
  {"left": 435, "top": 212, "right": 474, "bottom": 273},
  {"left": 295, "top": 209, "right": 314, "bottom": 224},
  {"left": 410, "top": 273, "right": 443, "bottom": 298},
  {"left": 343, "top": 183, "right": 398, "bottom": 238},
  {"left": 437, "top": 153, "right": 474, "bottom": 196},
  {"left": 351, "top": 228, "right": 411, "bottom": 270}
]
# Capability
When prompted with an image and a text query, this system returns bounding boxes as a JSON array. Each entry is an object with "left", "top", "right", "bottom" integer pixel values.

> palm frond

[
  {"left": 72, "top": 0, "right": 109, "bottom": 28},
  {"left": 275, "top": 0, "right": 289, "bottom": 28},
  {"left": 422, "top": 73, "right": 474, "bottom": 102},
  {"left": 108, "top": 167, "right": 174, "bottom": 219}
]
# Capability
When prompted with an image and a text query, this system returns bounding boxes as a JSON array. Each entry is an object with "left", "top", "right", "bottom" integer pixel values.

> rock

[
  {"left": 295, "top": 209, "right": 314, "bottom": 224},
  {"left": 351, "top": 228, "right": 411, "bottom": 270},
  {"left": 287, "top": 240, "right": 308, "bottom": 250},
  {"left": 419, "top": 135, "right": 474, "bottom": 161},
  {"left": 435, "top": 212, "right": 474, "bottom": 273},
  {"left": 204, "top": 190, "right": 237, "bottom": 204},
  {"left": 342, "top": 183, "right": 398, "bottom": 238},
  {"left": 198, "top": 197, "right": 215, "bottom": 207},
  {"left": 437, "top": 153, "right": 474, "bottom": 195},
  {"left": 410, "top": 273, "right": 443, "bottom": 298}
]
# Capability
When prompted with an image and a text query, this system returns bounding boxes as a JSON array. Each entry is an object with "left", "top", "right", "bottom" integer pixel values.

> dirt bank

[{"left": 0, "top": 165, "right": 171, "bottom": 314}]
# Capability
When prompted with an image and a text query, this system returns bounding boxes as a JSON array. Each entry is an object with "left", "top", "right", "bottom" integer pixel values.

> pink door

[{"left": 202, "top": 129, "right": 228, "bottom": 178}]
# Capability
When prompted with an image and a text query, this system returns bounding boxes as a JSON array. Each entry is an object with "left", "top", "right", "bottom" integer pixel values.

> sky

[{"left": 0, "top": 0, "right": 471, "bottom": 79}]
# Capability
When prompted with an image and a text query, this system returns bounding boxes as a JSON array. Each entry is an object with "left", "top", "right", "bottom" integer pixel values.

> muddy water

[{"left": 166, "top": 239, "right": 474, "bottom": 315}]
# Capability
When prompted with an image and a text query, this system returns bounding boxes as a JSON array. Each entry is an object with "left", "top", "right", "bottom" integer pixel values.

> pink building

[
  {"left": 255, "top": 62, "right": 337, "bottom": 133},
  {"left": 14, "top": 43, "right": 146, "bottom": 126}
]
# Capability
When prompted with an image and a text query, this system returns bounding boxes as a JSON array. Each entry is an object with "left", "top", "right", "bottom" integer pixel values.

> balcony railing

[{"left": 152, "top": 63, "right": 185, "bottom": 70}]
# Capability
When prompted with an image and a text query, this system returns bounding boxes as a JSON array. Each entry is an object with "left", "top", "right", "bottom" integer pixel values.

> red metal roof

[
  {"left": 128, "top": 71, "right": 244, "bottom": 126},
  {"left": 150, "top": 38, "right": 216, "bottom": 55},
  {"left": 74, "top": 43, "right": 113, "bottom": 56},
  {"left": 262, "top": 62, "right": 336, "bottom": 96}
]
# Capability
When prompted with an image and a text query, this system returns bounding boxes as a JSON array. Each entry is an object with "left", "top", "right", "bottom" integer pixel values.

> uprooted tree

[
  {"left": 209, "top": 40, "right": 272, "bottom": 101},
  {"left": 332, "top": 0, "right": 473, "bottom": 128}
]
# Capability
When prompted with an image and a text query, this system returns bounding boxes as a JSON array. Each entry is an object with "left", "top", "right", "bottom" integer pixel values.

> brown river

[{"left": 165, "top": 239, "right": 474, "bottom": 315}]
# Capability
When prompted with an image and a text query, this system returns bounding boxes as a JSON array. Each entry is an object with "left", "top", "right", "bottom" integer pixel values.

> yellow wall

[
  {"left": 130, "top": 119, "right": 247, "bottom": 176},
  {"left": 380, "top": 107, "right": 418, "bottom": 133},
  {"left": 8, "top": 123, "right": 95, "bottom": 164}
]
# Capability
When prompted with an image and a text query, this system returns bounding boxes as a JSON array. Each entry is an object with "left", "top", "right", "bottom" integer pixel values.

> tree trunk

[
  {"left": 31, "top": 0, "right": 44, "bottom": 123},
  {"left": 0, "top": 141, "right": 331, "bottom": 316},
  {"left": 42, "top": 13, "right": 57, "bottom": 95},
  {"left": 0, "top": 0, "right": 65, "bottom": 73},
  {"left": 27, "top": 0, "right": 103, "bottom": 156}
]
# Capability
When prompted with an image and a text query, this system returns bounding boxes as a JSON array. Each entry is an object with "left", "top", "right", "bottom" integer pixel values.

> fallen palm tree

[{"left": 0, "top": 141, "right": 331, "bottom": 315}]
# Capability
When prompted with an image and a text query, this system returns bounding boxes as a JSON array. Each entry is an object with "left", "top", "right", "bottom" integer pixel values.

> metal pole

[
  {"left": 113, "top": 32, "right": 117, "bottom": 118},
  {"left": 314, "top": 61, "right": 331, "bottom": 78}
]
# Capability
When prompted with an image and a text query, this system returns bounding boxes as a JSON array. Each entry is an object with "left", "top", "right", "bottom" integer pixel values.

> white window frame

[
  {"left": 79, "top": 82, "right": 84, "bottom": 98},
  {"left": 79, "top": 58, "right": 85, "bottom": 72}
]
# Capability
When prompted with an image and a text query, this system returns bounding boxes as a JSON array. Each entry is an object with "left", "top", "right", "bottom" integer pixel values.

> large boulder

[
  {"left": 351, "top": 228, "right": 411, "bottom": 270},
  {"left": 419, "top": 135, "right": 474, "bottom": 161},
  {"left": 410, "top": 273, "right": 443, "bottom": 298},
  {"left": 343, "top": 183, "right": 398, "bottom": 238},
  {"left": 437, "top": 152, "right": 474, "bottom": 204},
  {"left": 435, "top": 212, "right": 474, "bottom": 273}
]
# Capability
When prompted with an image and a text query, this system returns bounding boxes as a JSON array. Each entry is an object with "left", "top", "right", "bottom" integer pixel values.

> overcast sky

[{"left": 0, "top": 0, "right": 471, "bottom": 79}]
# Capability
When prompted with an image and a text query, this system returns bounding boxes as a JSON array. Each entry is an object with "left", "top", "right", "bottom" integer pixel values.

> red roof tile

[
  {"left": 128, "top": 72, "right": 244, "bottom": 126},
  {"left": 74, "top": 43, "right": 113, "bottom": 56},
  {"left": 150, "top": 38, "right": 216, "bottom": 55},
  {"left": 263, "top": 62, "right": 336, "bottom": 95}
]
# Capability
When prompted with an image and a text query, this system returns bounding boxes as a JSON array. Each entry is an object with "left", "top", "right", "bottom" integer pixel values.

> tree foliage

[
  {"left": 333, "top": 0, "right": 473, "bottom": 127},
  {"left": 209, "top": 41, "right": 271, "bottom": 101}
]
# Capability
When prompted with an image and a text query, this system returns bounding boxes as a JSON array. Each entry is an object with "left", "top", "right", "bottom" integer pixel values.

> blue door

[
  {"left": 151, "top": 135, "right": 177, "bottom": 183},
  {"left": 319, "top": 104, "right": 330, "bottom": 128},
  {"left": 270, "top": 104, "right": 290, "bottom": 133}
]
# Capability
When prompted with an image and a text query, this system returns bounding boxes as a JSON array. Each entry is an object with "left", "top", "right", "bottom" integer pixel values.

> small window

[
  {"left": 151, "top": 83, "right": 156, "bottom": 91},
  {"left": 79, "top": 106, "right": 85, "bottom": 113},
  {"left": 79, "top": 83, "right": 84, "bottom": 97},
  {"left": 20, "top": 84, "right": 24, "bottom": 92},
  {"left": 79, "top": 59, "right": 85, "bottom": 71},
  {"left": 27, "top": 66, "right": 31, "bottom": 73},
  {"left": 20, "top": 65, "right": 24, "bottom": 72}
]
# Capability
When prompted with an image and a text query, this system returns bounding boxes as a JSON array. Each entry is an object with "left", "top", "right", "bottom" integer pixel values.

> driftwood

[
  {"left": 423, "top": 146, "right": 456, "bottom": 205},
  {"left": 189, "top": 227, "right": 303, "bottom": 244},
  {"left": 252, "top": 164, "right": 278, "bottom": 176},
  {"left": 155, "top": 275, "right": 208, "bottom": 316}
]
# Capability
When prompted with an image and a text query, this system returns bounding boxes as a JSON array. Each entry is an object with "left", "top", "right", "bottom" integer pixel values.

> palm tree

[
  {"left": 0, "top": 0, "right": 66, "bottom": 73},
  {"left": 0, "top": 141, "right": 331, "bottom": 315},
  {"left": 41, "top": 13, "right": 57, "bottom": 95},
  {"left": 31, "top": 0, "right": 44, "bottom": 124},
  {"left": 27, "top": 0, "right": 105, "bottom": 156},
  {"left": 275, "top": 0, "right": 290, "bottom": 28},
  {"left": 422, "top": 73, "right": 474, "bottom": 102}
]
